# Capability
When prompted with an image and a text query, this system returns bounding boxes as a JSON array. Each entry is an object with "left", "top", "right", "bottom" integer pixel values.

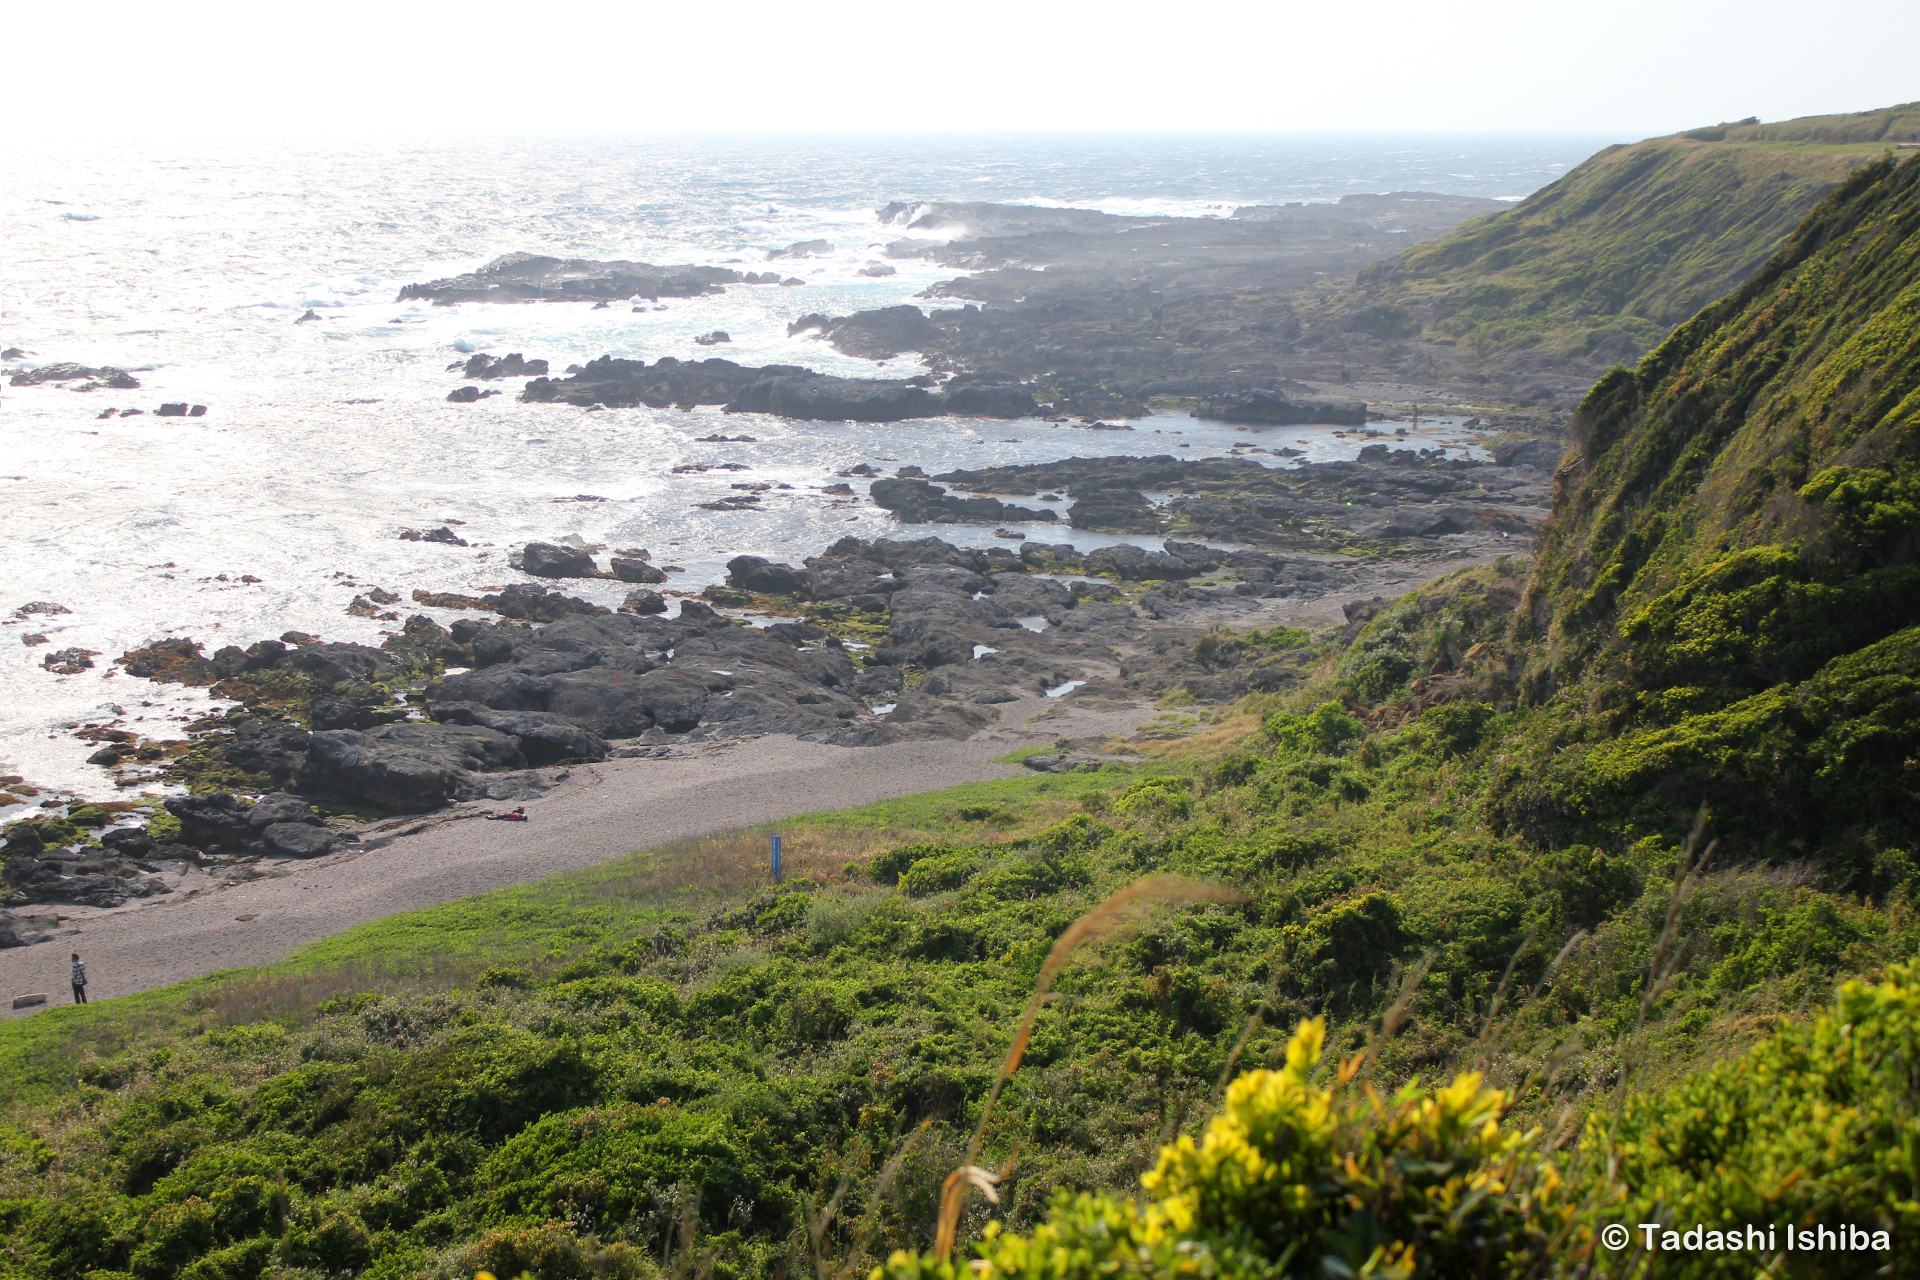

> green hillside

[
  {"left": 3, "top": 156, "right": 1920, "bottom": 1280},
  {"left": 1500, "top": 149, "right": 1920, "bottom": 869},
  {"left": 1329, "top": 102, "right": 1920, "bottom": 373}
]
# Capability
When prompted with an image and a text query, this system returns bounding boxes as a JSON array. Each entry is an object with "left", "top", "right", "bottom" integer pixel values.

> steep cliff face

[
  {"left": 1494, "top": 154, "right": 1920, "bottom": 874},
  {"left": 1331, "top": 102, "right": 1920, "bottom": 377}
]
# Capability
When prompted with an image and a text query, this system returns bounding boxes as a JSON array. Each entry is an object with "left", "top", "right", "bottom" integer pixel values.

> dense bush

[{"left": 887, "top": 964, "right": 1920, "bottom": 1280}]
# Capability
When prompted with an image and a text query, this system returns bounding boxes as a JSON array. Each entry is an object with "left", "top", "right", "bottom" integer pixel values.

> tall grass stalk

[{"left": 932, "top": 874, "right": 1239, "bottom": 1261}]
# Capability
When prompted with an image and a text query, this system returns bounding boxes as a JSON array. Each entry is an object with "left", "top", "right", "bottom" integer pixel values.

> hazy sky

[{"left": 8, "top": 0, "right": 1916, "bottom": 139}]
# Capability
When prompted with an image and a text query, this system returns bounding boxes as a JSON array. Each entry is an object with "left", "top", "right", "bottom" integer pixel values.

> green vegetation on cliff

[
  {"left": 1330, "top": 102, "right": 1920, "bottom": 372},
  {"left": 4, "top": 153, "right": 1920, "bottom": 1280},
  {"left": 1499, "top": 150, "right": 1920, "bottom": 873}
]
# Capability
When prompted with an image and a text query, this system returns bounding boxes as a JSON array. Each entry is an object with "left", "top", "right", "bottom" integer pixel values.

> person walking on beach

[{"left": 71, "top": 953, "right": 88, "bottom": 1004}]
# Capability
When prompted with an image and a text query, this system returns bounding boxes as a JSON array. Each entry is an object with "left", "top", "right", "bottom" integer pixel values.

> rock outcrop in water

[
  {"left": 518, "top": 355, "right": 1035, "bottom": 422},
  {"left": 886, "top": 446, "right": 1557, "bottom": 548},
  {"left": 452, "top": 352, "right": 549, "bottom": 379},
  {"left": 789, "top": 305, "right": 940, "bottom": 359},
  {"left": 9, "top": 362, "right": 141, "bottom": 389},
  {"left": 399, "top": 252, "right": 747, "bottom": 305},
  {"left": 868, "top": 477, "right": 1059, "bottom": 524}
]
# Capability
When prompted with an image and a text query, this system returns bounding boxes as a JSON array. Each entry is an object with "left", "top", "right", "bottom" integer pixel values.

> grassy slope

[
  {"left": 3, "top": 560, "right": 1914, "bottom": 1279},
  {"left": 1495, "top": 151, "right": 1920, "bottom": 869},
  {"left": 1329, "top": 101, "right": 1920, "bottom": 366},
  {"left": 0, "top": 769, "right": 1130, "bottom": 1108},
  {"left": 893, "top": 142, "right": 1920, "bottom": 1280}
]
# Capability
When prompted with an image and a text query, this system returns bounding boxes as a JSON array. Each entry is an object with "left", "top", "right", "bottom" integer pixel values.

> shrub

[
  {"left": 479, "top": 1103, "right": 769, "bottom": 1247},
  {"left": 900, "top": 851, "right": 981, "bottom": 898},
  {"left": 870, "top": 843, "right": 964, "bottom": 886},
  {"left": 1601, "top": 962, "right": 1920, "bottom": 1277},
  {"left": 475, "top": 967, "right": 534, "bottom": 991},
  {"left": 1800, "top": 463, "right": 1920, "bottom": 546},
  {"left": 1419, "top": 701, "right": 1497, "bottom": 755},
  {"left": 1262, "top": 702, "right": 1362, "bottom": 756},
  {"left": 1337, "top": 623, "right": 1418, "bottom": 702},
  {"left": 883, "top": 1019, "right": 1571, "bottom": 1280},
  {"left": 1113, "top": 778, "right": 1194, "bottom": 820},
  {"left": 1279, "top": 892, "right": 1405, "bottom": 993},
  {"left": 276, "top": 1210, "right": 373, "bottom": 1273},
  {"left": 454, "top": 1226, "right": 652, "bottom": 1280}
]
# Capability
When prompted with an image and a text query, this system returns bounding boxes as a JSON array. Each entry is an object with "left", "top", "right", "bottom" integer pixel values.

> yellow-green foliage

[
  {"left": 1496, "top": 153, "right": 1920, "bottom": 867},
  {"left": 884, "top": 1018, "right": 1573, "bottom": 1280},
  {"left": 891, "top": 962, "right": 1920, "bottom": 1280},
  {"left": 1801, "top": 463, "right": 1920, "bottom": 544},
  {"left": 1600, "top": 961, "right": 1920, "bottom": 1278}
]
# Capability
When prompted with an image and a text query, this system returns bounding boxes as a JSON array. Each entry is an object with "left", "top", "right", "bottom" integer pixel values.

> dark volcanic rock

[
  {"left": 941, "top": 383, "right": 1038, "bottom": 417},
  {"left": 399, "top": 253, "right": 743, "bottom": 305},
  {"left": 543, "top": 669, "right": 665, "bottom": 738},
  {"left": 1067, "top": 488, "right": 1160, "bottom": 532},
  {"left": 459, "top": 351, "right": 549, "bottom": 379},
  {"left": 521, "top": 542, "right": 600, "bottom": 578},
  {"left": 416, "top": 583, "right": 608, "bottom": 623},
  {"left": 883, "top": 574, "right": 1021, "bottom": 668},
  {"left": 793, "top": 305, "right": 939, "bottom": 359},
  {"left": 625, "top": 669, "right": 711, "bottom": 733},
  {"left": 0, "top": 911, "right": 55, "bottom": 948},
  {"left": 309, "top": 695, "right": 407, "bottom": 732},
  {"left": 99, "top": 826, "right": 155, "bottom": 857},
  {"left": 1198, "top": 389, "right": 1367, "bottom": 425},
  {"left": 805, "top": 558, "right": 897, "bottom": 601},
  {"left": 865, "top": 195, "right": 1547, "bottom": 413},
  {"left": 725, "top": 374, "right": 937, "bottom": 422},
  {"left": 435, "top": 666, "right": 556, "bottom": 712},
  {"left": 246, "top": 793, "right": 325, "bottom": 831},
  {"left": 164, "top": 792, "right": 256, "bottom": 850},
  {"left": 727, "top": 556, "right": 811, "bottom": 596},
  {"left": 300, "top": 722, "right": 525, "bottom": 812},
  {"left": 520, "top": 355, "right": 1034, "bottom": 422},
  {"left": 432, "top": 701, "right": 610, "bottom": 763},
  {"left": 1084, "top": 544, "right": 1201, "bottom": 580},
  {"left": 10, "top": 363, "right": 139, "bottom": 388},
  {"left": 291, "top": 643, "right": 399, "bottom": 689},
  {"left": 3, "top": 860, "right": 153, "bottom": 909},
  {"left": 260, "top": 823, "right": 341, "bottom": 857},
  {"left": 622, "top": 589, "right": 667, "bottom": 614},
  {"left": 1493, "top": 438, "right": 1567, "bottom": 471},
  {"left": 223, "top": 718, "right": 311, "bottom": 781},
  {"left": 869, "top": 477, "right": 1057, "bottom": 525},
  {"left": 766, "top": 239, "right": 835, "bottom": 260},
  {"left": 612, "top": 558, "right": 667, "bottom": 584},
  {"left": 400, "top": 525, "right": 470, "bottom": 546}
]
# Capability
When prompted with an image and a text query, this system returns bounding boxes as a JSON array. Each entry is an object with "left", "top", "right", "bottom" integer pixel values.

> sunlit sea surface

[{"left": 1, "top": 132, "right": 1612, "bottom": 796}]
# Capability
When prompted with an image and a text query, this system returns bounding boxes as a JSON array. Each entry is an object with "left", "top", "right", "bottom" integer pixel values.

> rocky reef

[
  {"left": 398, "top": 252, "right": 751, "bottom": 305},
  {"left": 856, "top": 194, "right": 1528, "bottom": 415},
  {"left": 516, "top": 355, "right": 1035, "bottom": 422},
  {"left": 887, "top": 442, "right": 1558, "bottom": 548}
]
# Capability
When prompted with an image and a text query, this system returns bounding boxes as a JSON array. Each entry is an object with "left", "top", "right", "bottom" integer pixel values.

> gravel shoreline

[{"left": 1, "top": 697, "right": 1150, "bottom": 1014}]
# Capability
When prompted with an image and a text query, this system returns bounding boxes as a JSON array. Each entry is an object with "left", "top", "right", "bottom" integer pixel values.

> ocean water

[{"left": 1, "top": 132, "right": 1611, "bottom": 798}]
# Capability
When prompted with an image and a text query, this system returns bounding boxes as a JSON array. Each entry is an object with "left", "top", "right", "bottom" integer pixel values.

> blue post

[{"left": 771, "top": 834, "right": 783, "bottom": 885}]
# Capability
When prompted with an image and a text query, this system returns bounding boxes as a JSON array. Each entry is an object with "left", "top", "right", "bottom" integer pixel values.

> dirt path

[{"left": 1, "top": 699, "right": 1150, "bottom": 1014}]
